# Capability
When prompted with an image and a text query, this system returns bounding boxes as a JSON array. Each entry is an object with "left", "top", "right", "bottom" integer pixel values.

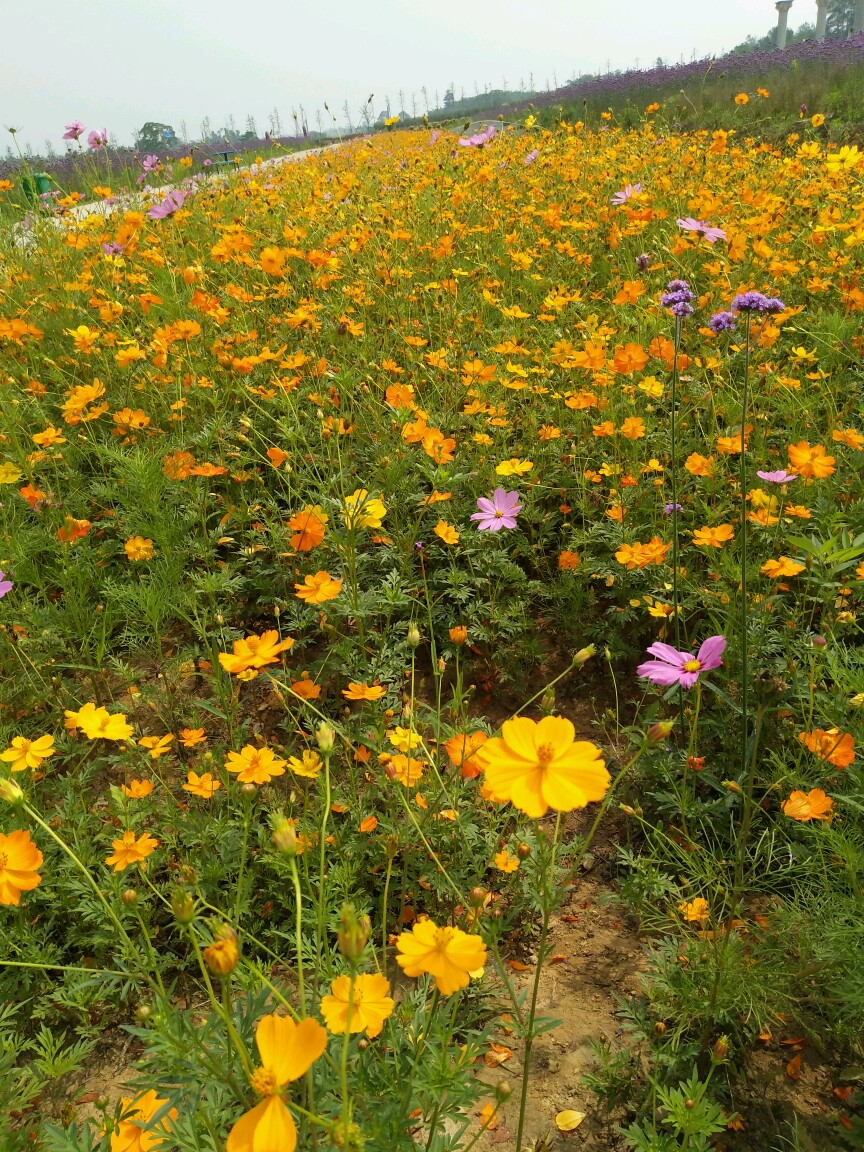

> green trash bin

[{"left": 21, "top": 173, "right": 51, "bottom": 204}]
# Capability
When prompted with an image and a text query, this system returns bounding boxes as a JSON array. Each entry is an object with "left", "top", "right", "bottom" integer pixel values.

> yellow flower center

[
  {"left": 683, "top": 659, "right": 701, "bottom": 673},
  {"left": 494, "top": 509, "right": 504, "bottom": 518},
  {"left": 251, "top": 1066, "right": 279, "bottom": 1097},
  {"left": 536, "top": 743, "right": 555, "bottom": 766},
  {"left": 433, "top": 926, "right": 457, "bottom": 949}
]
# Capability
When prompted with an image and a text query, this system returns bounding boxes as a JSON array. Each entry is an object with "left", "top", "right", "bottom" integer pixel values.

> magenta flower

[
  {"left": 757, "top": 469, "right": 797, "bottom": 484},
  {"left": 524, "top": 149, "right": 539, "bottom": 165},
  {"left": 0, "top": 570, "right": 12, "bottom": 599},
  {"left": 87, "top": 129, "right": 108, "bottom": 150},
  {"left": 637, "top": 636, "right": 726, "bottom": 689},
  {"left": 677, "top": 216, "right": 726, "bottom": 244},
  {"left": 458, "top": 124, "right": 496, "bottom": 148},
  {"left": 63, "top": 120, "right": 85, "bottom": 141},
  {"left": 147, "top": 189, "right": 188, "bottom": 220},
  {"left": 470, "top": 488, "right": 522, "bottom": 532}
]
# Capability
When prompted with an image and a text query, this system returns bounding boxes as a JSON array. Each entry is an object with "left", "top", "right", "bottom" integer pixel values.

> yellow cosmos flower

[
  {"left": 225, "top": 745, "right": 287, "bottom": 784},
  {"left": 124, "top": 536, "right": 155, "bottom": 561},
  {"left": 495, "top": 458, "right": 533, "bottom": 476},
  {"left": 679, "top": 898, "right": 710, "bottom": 923},
  {"left": 65, "top": 703, "right": 134, "bottom": 742},
  {"left": 494, "top": 848, "right": 520, "bottom": 873},
  {"left": 218, "top": 631, "right": 294, "bottom": 677},
  {"left": 294, "top": 571, "right": 342, "bottom": 604},
  {"left": 226, "top": 1014, "right": 327, "bottom": 1152},
  {"left": 433, "top": 520, "right": 459, "bottom": 544},
  {"left": 121, "top": 779, "right": 154, "bottom": 799},
  {"left": 343, "top": 488, "right": 387, "bottom": 529},
  {"left": 138, "top": 734, "right": 174, "bottom": 759},
  {"left": 287, "top": 750, "right": 323, "bottom": 779},
  {"left": 388, "top": 726, "right": 421, "bottom": 753},
  {"left": 761, "top": 557, "right": 805, "bottom": 578},
  {"left": 0, "top": 733, "right": 55, "bottom": 773},
  {"left": 342, "top": 682, "right": 387, "bottom": 701},
  {"left": 395, "top": 919, "right": 487, "bottom": 995},
  {"left": 782, "top": 788, "right": 833, "bottom": 822},
  {"left": 477, "top": 716, "right": 609, "bottom": 818},
  {"left": 320, "top": 973, "right": 395, "bottom": 1038}
]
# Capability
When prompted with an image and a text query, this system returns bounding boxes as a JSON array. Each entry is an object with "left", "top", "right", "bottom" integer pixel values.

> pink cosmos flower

[
  {"left": 757, "top": 470, "right": 797, "bottom": 484},
  {"left": 676, "top": 216, "right": 726, "bottom": 244},
  {"left": 611, "top": 182, "right": 642, "bottom": 205},
  {"left": 147, "top": 189, "right": 188, "bottom": 219},
  {"left": 63, "top": 120, "right": 85, "bottom": 141},
  {"left": 470, "top": 488, "right": 522, "bottom": 531},
  {"left": 87, "top": 129, "right": 108, "bottom": 150},
  {"left": 637, "top": 636, "right": 726, "bottom": 689},
  {"left": 0, "top": 569, "right": 12, "bottom": 598},
  {"left": 458, "top": 124, "right": 497, "bottom": 148}
]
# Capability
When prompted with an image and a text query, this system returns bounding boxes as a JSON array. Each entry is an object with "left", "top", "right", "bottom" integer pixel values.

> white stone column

[
  {"left": 855, "top": 0, "right": 864, "bottom": 33},
  {"left": 815, "top": 0, "right": 828, "bottom": 39},
  {"left": 776, "top": 1, "right": 794, "bottom": 48}
]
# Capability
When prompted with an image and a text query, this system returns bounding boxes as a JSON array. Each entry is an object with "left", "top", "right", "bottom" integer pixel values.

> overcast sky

[{"left": 4, "top": 0, "right": 811, "bottom": 150}]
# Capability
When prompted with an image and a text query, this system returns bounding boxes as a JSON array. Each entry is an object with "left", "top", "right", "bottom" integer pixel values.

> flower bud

[
  {"left": 713, "top": 1036, "right": 729, "bottom": 1061},
  {"left": 316, "top": 723, "right": 336, "bottom": 753},
  {"left": 495, "top": 1080, "right": 513, "bottom": 1102},
  {"left": 469, "top": 887, "right": 488, "bottom": 908},
  {"left": 654, "top": 1021, "right": 667, "bottom": 1036},
  {"left": 272, "top": 816, "right": 299, "bottom": 856},
  {"left": 516, "top": 842, "right": 531, "bottom": 860},
  {"left": 135, "top": 1004, "right": 151, "bottom": 1022},
  {"left": 647, "top": 719, "right": 675, "bottom": 743},
  {"left": 723, "top": 780, "right": 742, "bottom": 794},
  {"left": 122, "top": 888, "right": 138, "bottom": 906},
  {"left": 204, "top": 926, "right": 239, "bottom": 976},
  {"left": 337, "top": 905, "right": 371, "bottom": 962},
  {"left": 406, "top": 624, "right": 421, "bottom": 648},
  {"left": 449, "top": 625, "right": 467, "bottom": 645},
  {"left": 241, "top": 782, "right": 257, "bottom": 796},
  {"left": 385, "top": 834, "right": 400, "bottom": 860},
  {"left": 572, "top": 644, "right": 596, "bottom": 667},
  {"left": 171, "top": 890, "right": 196, "bottom": 924},
  {"left": 0, "top": 777, "right": 24, "bottom": 805}
]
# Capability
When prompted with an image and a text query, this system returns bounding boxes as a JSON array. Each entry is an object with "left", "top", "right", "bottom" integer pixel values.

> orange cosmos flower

[
  {"left": 396, "top": 919, "right": 487, "bottom": 995},
  {"left": 225, "top": 746, "right": 287, "bottom": 784},
  {"left": 782, "top": 788, "right": 833, "bottom": 822},
  {"left": 294, "top": 571, "right": 342, "bottom": 604},
  {"left": 832, "top": 427, "right": 864, "bottom": 450},
  {"left": 787, "top": 441, "right": 835, "bottom": 479},
  {"left": 108, "top": 1089, "right": 177, "bottom": 1152},
  {"left": 444, "top": 731, "right": 488, "bottom": 779},
  {"left": 448, "top": 625, "right": 468, "bottom": 645},
  {"left": 138, "top": 734, "right": 174, "bottom": 759},
  {"left": 57, "top": 516, "right": 92, "bottom": 543},
  {"left": 679, "top": 897, "right": 710, "bottom": 922},
  {"left": 0, "top": 830, "right": 43, "bottom": 905},
  {"left": 218, "top": 631, "right": 294, "bottom": 676},
  {"left": 693, "top": 525, "right": 735, "bottom": 548},
  {"left": 558, "top": 550, "right": 581, "bottom": 569},
  {"left": 797, "top": 728, "right": 855, "bottom": 768},
  {"left": 183, "top": 770, "right": 221, "bottom": 798},
  {"left": 494, "top": 848, "right": 520, "bottom": 873},
  {"left": 226, "top": 1014, "right": 327, "bottom": 1152},
  {"left": 320, "top": 973, "right": 395, "bottom": 1038},
  {"left": 477, "top": 716, "right": 609, "bottom": 818},
  {"left": 287, "top": 506, "right": 328, "bottom": 550},
  {"left": 685, "top": 452, "right": 714, "bottom": 477},
  {"left": 388, "top": 754, "right": 425, "bottom": 786},
  {"left": 105, "top": 830, "right": 159, "bottom": 872},
  {"left": 179, "top": 728, "right": 207, "bottom": 747},
  {"left": 619, "top": 416, "right": 646, "bottom": 440},
  {"left": 761, "top": 557, "right": 806, "bottom": 578},
  {"left": 342, "top": 682, "right": 387, "bottom": 701},
  {"left": 121, "top": 779, "right": 154, "bottom": 799},
  {"left": 290, "top": 672, "right": 321, "bottom": 700}
]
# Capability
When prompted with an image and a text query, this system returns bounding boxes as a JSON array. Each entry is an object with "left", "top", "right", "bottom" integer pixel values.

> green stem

[
  {"left": 670, "top": 316, "right": 683, "bottom": 648},
  {"left": 340, "top": 967, "right": 356, "bottom": 1143},
  {"left": 315, "top": 752, "right": 333, "bottom": 994},
  {"left": 289, "top": 855, "right": 307, "bottom": 1012},
  {"left": 740, "top": 315, "right": 752, "bottom": 787},
  {"left": 234, "top": 791, "right": 252, "bottom": 925}
]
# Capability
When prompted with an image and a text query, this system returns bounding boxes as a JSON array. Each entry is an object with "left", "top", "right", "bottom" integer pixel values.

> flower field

[{"left": 1, "top": 104, "right": 864, "bottom": 1149}]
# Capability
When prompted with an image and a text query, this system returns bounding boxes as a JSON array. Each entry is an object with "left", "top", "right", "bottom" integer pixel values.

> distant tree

[
  {"left": 827, "top": 0, "right": 855, "bottom": 36},
  {"left": 443, "top": 87, "right": 455, "bottom": 108},
  {"left": 136, "top": 122, "right": 176, "bottom": 151},
  {"left": 245, "top": 114, "right": 257, "bottom": 137}
]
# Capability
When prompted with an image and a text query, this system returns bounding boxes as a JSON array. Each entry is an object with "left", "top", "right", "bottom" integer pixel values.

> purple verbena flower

[
  {"left": 63, "top": 120, "right": 85, "bottom": 141},
  {"left": 661, "top": 279, "right": 695, "bottom": 318},
  {"left": 664, "top": 502, "right": 683, "bottom": 515},
  {"left": 709, "top": 311, "right": 737, "bottom": 333},
  {"left": 757, "top": 469, "right": 797, "bottom": 484},
  {"left": 87, "top": 129, "right": 108, "bottom": 151},
  {"left": 0, "top": 570, "right": 12, "bottom": 599},
  {"left": 611, "top": 182, "right": 642, "bottom": 205},
  {"left": 470, "top": 488, "right": 522, "bottom": 532},
  {"left": 147, "top": 189, "right": 188, "bottom": 220},
  {"left": 731, "top": 291, "right": 785, "bottom": 314},
  {"left": 637, "top": 635, "right": 726, "bottom": 689}
]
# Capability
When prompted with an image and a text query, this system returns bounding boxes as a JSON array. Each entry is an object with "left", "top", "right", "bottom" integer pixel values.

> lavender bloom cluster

[
  {"left": 731, "top": 291, "right": 786, "bottom": 314},
  {"left": 661, "top": 279, "right": 695, "bottom": 318}
]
